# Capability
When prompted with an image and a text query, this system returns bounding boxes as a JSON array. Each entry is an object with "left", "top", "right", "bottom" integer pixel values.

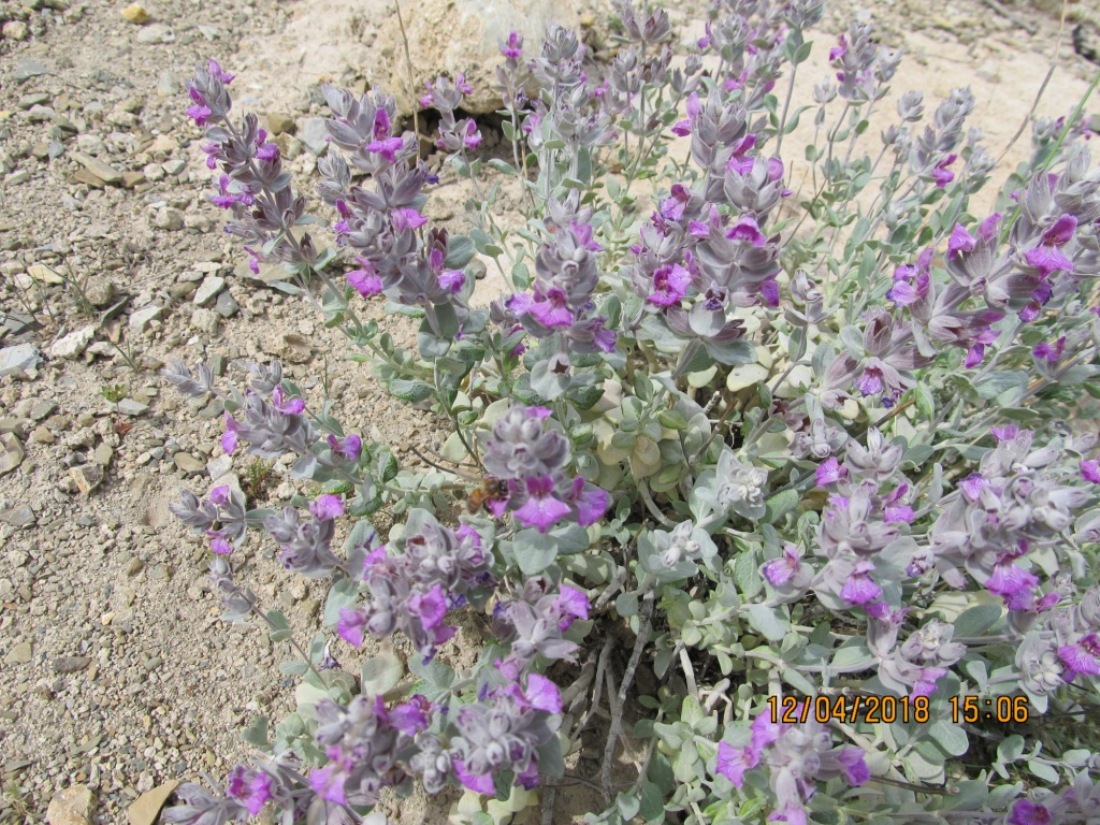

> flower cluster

[
  {"left": 477, "top": 403, "right": 610, "bottom": 533},
  {"left": 420, "top": 73, "right": 482, "bottom": 153},
  {"left": 337, "top": 510, "right": 492, "bottom": 661},
  {"left": 492, "top": 576, "right": 590, "bottom": 679},
  {"left": 188, "top": 61, "right": 318, "bottom": 275},
  {"left": 715, "top": 704, "right": 870, "bottom": 825}
]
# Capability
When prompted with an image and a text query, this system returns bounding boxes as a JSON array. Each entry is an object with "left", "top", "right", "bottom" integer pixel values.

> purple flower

[
  {"left": 948, "top": 223, "right": 977, "bottom": 257},
  {"left": 226, "top": 767, "right": 272, "bottom": 816},
  {"left": 1008, "top": 799, "right": 1054, "bottom": 825},
  {"left": 337, "top": 607, "right": 368, "bottom": 647},
  {"left": 554, "top": 584, "right": 589, "bottom": 631},
  {"left": 501, "top": 31, "right": 523, "bottom": 60},
  {"left": 408, "top": 585, "right": 449, "bottom": 630},
  {"left": 327, "top": 433, "right": 363, "bottom": 462},
  {"left": 310, "top": 494, "right": 345, "bottom": 521},
  {"left": 836, "top": 748, "right": 870, "bottom": 786},
  {"left": 762, "top": 544, "right": 805, "bottom": 587},
  {"left": 309, "top": 761, "right": 348, "bottom": 806},
  {"left": 271, "top": 385, "right": 305, "bottom": 415},
  {"left": 210, "top": 536, "right": 233, "bottom": 556},
  {"left": 932, "top": 154, "right": 956, "bottom": 188},
  {"left": 715, "top": 740, "right": 758, "bottom": 787},
  {"left": 392, "top": 208, "right": 428, "bottom": 231},
  {"left": 840, "top": 560, "right": 882, "bottom": 605},
  {"left": 815, "top": 457, "right": 845, "bottom": 486},
  {"left": 1058, "top": 634, "right": 1100, "bottom": 681},
  {"left": 221, "top": 413, "right": 241, "bottom": 455},
  {"left": 462, "top": 120, "right": 482, "bottom": 149},
  {"left": 439, "top": 269, "right": 466, "bottom": 293},
  {"left": 207, "top": 59, "right": 235, "bottom": 84},
  {"left": 347, "top": 259, "right": 383, "bottom": 297},
  {"left": 523, "top": 673, "right": 563, "bottom": 713},
  {"left": 453, "top": 760, "right": 494, "bottom": 795},
  {"left": 1033, "top": 336, "right": 1066, "bottom": 364},
  {"left": 515, "top": 476, "right": 571, "bottom": 532},
  {"left": 1081, "top": 460, "right": 1100, "bottom": 484},
  {"left": 647, "top": 264, "right": 691, "bottom": 307},
  {"left": 367, "top": 136, "right": 404, "bottom": 162}
]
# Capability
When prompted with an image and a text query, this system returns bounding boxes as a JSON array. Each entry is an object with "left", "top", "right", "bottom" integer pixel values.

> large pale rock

[
  {"left": 46, "top": 784, "right": 95, "bottom": 825},
  {"left": 376, "top": 0, "right": 585, "bottom": 115}
]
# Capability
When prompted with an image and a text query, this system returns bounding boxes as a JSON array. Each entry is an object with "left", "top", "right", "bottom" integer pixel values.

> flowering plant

[{"left": 164, "top": 2, "right": 1100, "bottom": 823}]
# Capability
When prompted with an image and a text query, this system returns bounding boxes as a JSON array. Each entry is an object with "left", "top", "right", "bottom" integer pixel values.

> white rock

[
  {"left": 129, "top": 304, "right": 164, "bottom": 333},
  {"left": 48, "top": 325, "right": 96, "bottom": 359},
  {"left": 376, "top": 0, "right": 583, "bottom": 114},
  {"left": 193, "top": 276, "right": 225, "bottom": 306},
  {"left": 0, "top": 343, "right": 42, "bottom": 377}
]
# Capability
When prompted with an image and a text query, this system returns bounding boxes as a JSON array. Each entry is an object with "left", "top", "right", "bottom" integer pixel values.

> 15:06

[{"left": 949, "top": 695, "right": 1031, "bottom": 724}]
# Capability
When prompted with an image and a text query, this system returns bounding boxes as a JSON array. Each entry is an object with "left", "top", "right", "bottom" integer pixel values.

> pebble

[
  {"left": 155, "top": 208, "right": 184, "bottom": 231},
  {"left": 28, "top": 263, "right": 65, "bottom": 285},
  {"left": 69, "top": 464, "right": 104, "bottom": 495},
  {"left": 2, "top": 21, "right": 30, "bottom": 41},
  {"left": 193, "top": 276, "right": 225, "bottom": 306},
  {"left": 14, "top": 58, "right": 50, "bottom": 81},
  {"left": 128, "top": 305, "right": 164, "bottom": 333},
  {"left": 298, "top": 118, "right": 330, "bottom": 155},
  {"left": 127, "top": 557, "right": 145, "bottom": 576},
  {"left": 267, "top": 113, "right": 297, "bottom": 135},
  {"left": 52, "top": 656, "right": 91, "bottom": 674},
  {"left": 162, "top": 158, "right": 186, "bottom": 176},
  {"left": 92, "top": 444, "right": 113, "bottom": 466},
  {"left": 214, "top": 290, "right": 240, "bottom": 318},
  {"left": 135, "top": 23, "right": 173, "bottom": 44},
  {"left": 0, "top": 433, "right": 25, "bottom": 476},
  {"left": 5, "top": 639, "right": 34, "bottom": 666},
  {"left": 69, "top": 152, "right": 124, "bottom": 186},
  {"left": 206, "top": 455, "right": 232, "bottom": 479},
  {"left": 30, "top": 425, "right": 55, "bottom": 445},
  {"left": 117, "top": 399, "right": 150, "bottom": 416},
  {"left": 48, "top": 325, "right": 96, "bottom": 360},
  {"left": 83, "top": 277, "right": 117, "bottom": 308},
  {"left": 173, "top": 452, "right": 204, "bottom": 474},
  {"left": 190, "top": 308, "right": 220, "bottom": 335},
  {"left": 0, "top": 343, "right": 43, "bottom": 377},
  {"left": 46, "top": 785, "right": 95, "bottom": 825},
  {"left": 0, "top": 505, "right": 36, "bottom": 527},
  {"left": 121, "top": 3, "right": 150, "bottom": 23},
  {"left": 29, "top": 400, "right": 56, "bottom": 420}
]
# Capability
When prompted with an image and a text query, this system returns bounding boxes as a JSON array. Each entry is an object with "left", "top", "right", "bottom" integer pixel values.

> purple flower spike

[
  {"left": 1081, "top": 460, "right": 1100, "bottom": 484},
  {"left": 310, "top": 494, "right": 345, "bottom": 521}
]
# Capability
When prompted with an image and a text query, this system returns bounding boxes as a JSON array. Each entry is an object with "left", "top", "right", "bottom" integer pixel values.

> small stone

[
  {"left": 144, "top": 655, "right": 164, "bottom": 671},
  {"left": 69, "top": 464, "right": 104, "bottom": 495},
  {"left": 128, "top": 305, "right": 163, "bottom": 333},
  {"left": 46, "top": 785, "right": 95, "bottom": 825},
  {"left": 162, "top": 158, "right": 187, "bottom": 176},
  {"left": 135, "top": 23, "right": 173, "bottom": 44},
  {"left": 154, "top": 208, "right": 184, "bottom": 231},
  {"left": 73, "top": 169, "right": 106, "bottom": 188},
  {"left": 19, "top": 92, "right": 52, "bottom": 110},
  {"left": 28, "top": 263, "right": 65, "bottom": 284},
  {"left": 206, "top": 455, "right": 232, "bottom": 479},
  {"left": 2, "top": 21, "right": 30, "bottom": 41},
  {"left": 193, "top": 276, "right": 225, "bottom": 306},
  {"left": 29, "top": 400, "right": 57, "bottom": 421},
  {"left": 14, "top": 58, "right": 50, "bottom": 81},
  {"left": 5, "top": 641, "right": 33, "bottom": 664},
  {"left": 30, "top": 425, "right": 55, "bottom": 445},
  {"left": 117, "top": 399, "right": 150, "bottom": 416},
  {"left": 127, "top": 557, "right": 144, "bottom": 576},
  {"left": 299, "top": 118, "right": 330, "bottom": 155},
  {"left": 48, "top": 325, "right": 96, "bottom": 359},
  {"left": 121, "top": 3, "right": 150, "bottom": 23},
  {"left": 214, "top": 290, "right": 240, "bottom": 318},
  {"left": 267, "top": 113, "right": 297, "bottom": 135},
  {"left": 142, "top": 162, "right": 165, "bottom": 182},
  {"left": 173, "top": 452, "right": 204, "bottom": 474},
  {"left": 83, "top": 277, "right": 117, "bottom": 308},
  {"left": 0, "top": 433, "right": 25, "bottom": 476},
  {"left": 69, "top": 152, "right": 123, "bottom": 186},
  {"left": 52, "top": 656, "right": 91, "bottom": 674},
  {"left": 0, "top": 505, "right": 35, "bottom": 527},
  {"left": 121, "top": 170, "right": 146, "bottom": 189},
  {"left": 190, "top": 308, "right": 220, "bottom": 335},
  {"left": 267, "top": 332, "right": 313, "bottom": 364},
  {"left": 0, "top": 344, "right": 43, "bottom": 377},
  {"left": 92, "top": 444, "right": 113, "bottom": 466}
]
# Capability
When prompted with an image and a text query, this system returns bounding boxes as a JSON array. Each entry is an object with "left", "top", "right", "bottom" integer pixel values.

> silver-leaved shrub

[{"left": 163, "top": 1, "right": 1100, "bottom": 823}]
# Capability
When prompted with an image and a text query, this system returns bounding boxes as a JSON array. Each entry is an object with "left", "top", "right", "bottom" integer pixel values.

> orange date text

[{"left": 767, "top": 694, "right": 931, "bottom": 725}]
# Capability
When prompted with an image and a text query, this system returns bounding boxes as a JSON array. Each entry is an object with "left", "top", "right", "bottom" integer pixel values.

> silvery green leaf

[
  {"left": 953, "top": 603, "right": 1002, "bottom": 637},
  {"left": 267, "top": 609, "right": 292, "bottom": 643},
  {"left": 360, "top": 652, "right": 404, "bottom": 696},
  {"left": 746, "top": 604, "right": 787, "bottom": 642}
]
